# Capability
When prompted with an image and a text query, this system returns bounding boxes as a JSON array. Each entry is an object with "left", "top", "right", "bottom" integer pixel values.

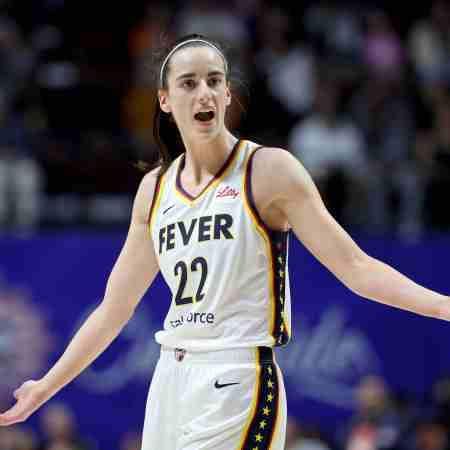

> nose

[{"left": 197, "top": 79, "right": 212, "bottom": 104}]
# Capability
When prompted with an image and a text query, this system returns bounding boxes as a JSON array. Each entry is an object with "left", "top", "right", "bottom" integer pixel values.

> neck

[{"left": 182, "top": 131, "right": 238, "bottom": 184}]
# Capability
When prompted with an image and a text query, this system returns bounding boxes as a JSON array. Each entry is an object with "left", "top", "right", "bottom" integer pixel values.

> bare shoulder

[
  {"left": 251, "top": 146, "right": 295, "bottom": 171},
  {"left": 138, "top": 167, "right": 159, "bottom": 194},
  {"left": 251, "top": 146, "right": 312, "bottom": 200},
  {"left": 133, "top": 167, "right": 160, "bottom": 223}
]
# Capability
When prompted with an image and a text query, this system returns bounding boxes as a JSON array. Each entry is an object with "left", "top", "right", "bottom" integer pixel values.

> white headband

[{"left": 159, "top": 39, "right": 228, "bottom": 88}]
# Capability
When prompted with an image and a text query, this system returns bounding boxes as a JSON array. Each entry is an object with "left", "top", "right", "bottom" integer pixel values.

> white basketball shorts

[{"left": 141, "top": 346, "right": 287, "bottom": 450}]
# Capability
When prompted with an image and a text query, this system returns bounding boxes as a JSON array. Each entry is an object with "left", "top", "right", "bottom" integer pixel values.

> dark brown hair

[{"left": 147, "top": 33, "right": 234, "bottom": 176}]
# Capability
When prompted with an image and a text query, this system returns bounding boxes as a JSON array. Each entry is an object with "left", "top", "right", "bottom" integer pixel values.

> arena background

[{"left": 1, "top": 1, "right": 450, "bottom": 449}]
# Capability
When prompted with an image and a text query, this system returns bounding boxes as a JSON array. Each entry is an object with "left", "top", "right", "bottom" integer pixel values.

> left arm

[{"left": 254, "top": 148, "right": 450, "bottom": 320}]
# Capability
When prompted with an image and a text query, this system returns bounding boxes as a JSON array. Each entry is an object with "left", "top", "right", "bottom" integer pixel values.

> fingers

[
  {"left": 0, "top": 380, "right": 41, "bottom": 426},
  {"left": 12, "top": 387, "right": 25, "bottom": 401},
  {"left": 13, "top": 382, "right": 28, "bottom": 400},
  {"left": 13, "top": 380, "right": 34, "bottom": 400},
  {"left": 0, "top": 404, "right": 24, "bottom": 426}
]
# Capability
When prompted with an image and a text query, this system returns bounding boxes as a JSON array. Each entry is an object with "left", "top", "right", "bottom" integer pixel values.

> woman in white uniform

[{"left": 1, "top": 34, "right": 450, "bottom": 450}]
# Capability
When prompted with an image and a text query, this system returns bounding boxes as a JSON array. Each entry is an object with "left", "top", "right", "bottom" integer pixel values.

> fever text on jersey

[{"left": 158, "top": 213, "right": 234, "bottom": 254}]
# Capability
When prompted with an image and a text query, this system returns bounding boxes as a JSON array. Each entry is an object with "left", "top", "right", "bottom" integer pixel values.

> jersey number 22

[{"left": 174, "top": 257, "right": 208, "bottom": 305}]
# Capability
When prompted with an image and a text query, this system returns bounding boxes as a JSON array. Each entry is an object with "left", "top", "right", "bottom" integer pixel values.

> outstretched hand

[{"left": 0, "top": 380, "right": 48, "bottom": 426}]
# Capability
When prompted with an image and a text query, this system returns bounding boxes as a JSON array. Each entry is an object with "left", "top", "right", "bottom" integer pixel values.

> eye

[
  {"left": 208, "top": 77, "right": 222, "bottom": 87},
  {"left": 182, "top": 79, "right": 196, "bottom": 89}
]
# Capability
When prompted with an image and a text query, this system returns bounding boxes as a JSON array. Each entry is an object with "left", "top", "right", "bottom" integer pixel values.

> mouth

[{"left": 194, "top": 111, "right": 215, "bottom": 123}]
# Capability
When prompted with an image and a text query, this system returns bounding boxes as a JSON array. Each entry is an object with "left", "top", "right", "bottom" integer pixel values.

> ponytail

[{"left": 152, "top": 98, "right": 185, "bottom": 175}]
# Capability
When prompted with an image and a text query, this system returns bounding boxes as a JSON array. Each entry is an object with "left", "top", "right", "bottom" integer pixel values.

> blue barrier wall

[{"left": 1, "top": 231, "right": 449, "bottom": 448}]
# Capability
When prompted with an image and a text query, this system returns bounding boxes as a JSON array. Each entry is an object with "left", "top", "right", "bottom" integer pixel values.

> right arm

[{"left": 0, "top": 170, "right": 160, "bottom": 425}]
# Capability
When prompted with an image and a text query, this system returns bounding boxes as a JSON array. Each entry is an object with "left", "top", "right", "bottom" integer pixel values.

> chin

[{"left": 194, "top": 126, "right": 219, "bottom": 139}]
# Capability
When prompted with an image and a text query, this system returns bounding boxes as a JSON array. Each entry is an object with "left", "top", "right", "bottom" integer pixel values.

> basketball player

[{"left": 1, "top": 34, "right": 449, "bottom": 450}]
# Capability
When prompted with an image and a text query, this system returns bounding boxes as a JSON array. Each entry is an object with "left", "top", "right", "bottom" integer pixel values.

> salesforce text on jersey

[{"left": 170, "top": 312, "right": 215, "bottom": 328}]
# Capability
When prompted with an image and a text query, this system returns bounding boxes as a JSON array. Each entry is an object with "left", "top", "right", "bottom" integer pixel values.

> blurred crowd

[
  {"left": 0, "top": 0, "right": 449, "bottom": 236},
  {"left": 287, "top": 374, "right": 450, "bottom": 450},
  {"left": 3, "top": 374, "right": 450, "bottom": 450},
  {"left": 1, "top": 0, "right": 450, "bottom": 448},
  {"left": 0, "top": 402, "right": 141, "bottom": 450}
]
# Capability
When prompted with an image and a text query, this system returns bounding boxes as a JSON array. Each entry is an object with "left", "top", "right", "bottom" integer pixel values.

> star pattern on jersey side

[
  {"left": 245, "top": 360, "right": 280, "bottom": 450},
  {"left": 271, "top": 231, "right": 290, "bottom": 348}
]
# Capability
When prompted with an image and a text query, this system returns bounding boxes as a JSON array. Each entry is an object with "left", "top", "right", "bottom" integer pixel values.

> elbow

[
  {"left": 98, "top": 299, "right": 135, "bottom": 330},
  {"left": 340, "top": 253, "right": 375, "bottom": 298}
]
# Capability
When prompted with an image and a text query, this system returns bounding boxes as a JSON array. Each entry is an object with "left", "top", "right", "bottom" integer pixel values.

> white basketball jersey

[{"left": 148, "top": 139, "right": 291, "bottom": 351}]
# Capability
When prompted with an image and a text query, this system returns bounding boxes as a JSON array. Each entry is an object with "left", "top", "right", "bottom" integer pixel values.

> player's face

[{"left": 158, "top": 46, "right": 231, "bottom": 142}]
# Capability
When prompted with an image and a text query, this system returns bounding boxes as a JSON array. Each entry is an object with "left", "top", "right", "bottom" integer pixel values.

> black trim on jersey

[
  {"left": 245, "top": 149, "right": 290, "bottom": 347},
  {"left": 175, "top": 138, "right": 242, "bottom": 201},
  {"left": 240, "top": 347, "right": 280, "bottom": 450},
  {"left": 147, "top": 174, "right": 164, "bottom": 225},
  {"left": 269, "top": 231, "right": 290, "bottom": 346}
]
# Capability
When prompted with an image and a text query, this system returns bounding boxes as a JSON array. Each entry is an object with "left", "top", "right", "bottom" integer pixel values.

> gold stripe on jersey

[
  {"left": 174, "top": 139, "right": 246, "bottom": 205},
  {"left": 238, "top": 348, "right": 261, "bottom": 450},
  {"left": 271, "top": 365, "right": 283, "bottom": 447},
  {"left": 239, "top": 347, "right": 280, "bottom": 450},
  {"left": 148, "top": 173, "right": 167, "bottom": 234},
  {"left": 243, "top": 147, "right": 291, "bottom": 347}
]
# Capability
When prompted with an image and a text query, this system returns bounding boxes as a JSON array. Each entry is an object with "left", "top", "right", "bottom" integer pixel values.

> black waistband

[{"left": 258, "top": 346, "right": 274, "bottom": 364}]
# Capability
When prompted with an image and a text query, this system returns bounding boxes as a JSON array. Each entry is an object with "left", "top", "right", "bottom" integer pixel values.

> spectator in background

[
  {"left": 0, "top": 14, "right": 43, "bottom": 232},
  {"left": 285, "top": 416, "right": 303, "bottom": 450},
  {"left": 431, "top": 376, "right": 450, "bottom": 433},
  {"left": 408, "top": 0, "right": 450, "bottom": 98},
  {"left": 124, "top": 1, "right": 174, "bottom": 155},
  {"left": 0, "top": 99, "right": 43, "bottom": 231},
  {"left": 0, "top": 15, "right": 35, "bottom": 111},
  {"left": 33, "top": 41, "right": 81, "bottom": 134},
  {"left": 363, "top": 10, "right": 405, "bottom": 83},
  {"left": 0, "top": 425, "right": 37, "bottom": 449},
  {"left": 174, "top": 0, "right": 249, "bottom": 48},
  {"left": 349, "top": 76, "right": 423, "bottom": 236},
  {"left": 37, "top": 403, "right": 97, "bottom": 450},
  {"left": 423, "top": 96, "right": 450, "bottom": 230},
  {"left": 343, "top": 375, "right": 410, "bottom": 450},
  {"left": 252, "top": 6, "right": 316, "bottom": 143},
  {"left": 413, "top": 419, "right": 449, "bottom": 450},
  {"left": 119, "top": 431, "right": 141, "bottom": 450},
  {"left": 288, "top": 74, "right": 367, "bottom": 226},
  {"left": 286, "top": 418, "right": 330, "bottom": 450},
  {"left": 303, "top": 0, "right": 364, "bottom": 68},
  {"left": 174, "top": 0, "right": 251, "bottom": 74}
]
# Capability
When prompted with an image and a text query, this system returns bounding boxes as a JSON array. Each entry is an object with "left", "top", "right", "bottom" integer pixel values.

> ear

[
  {"left": 225, "top": 85, "right": 231, "bottom": 107},
  {"left": 158, "top": 89, "right": 171, "bottom": 113}
]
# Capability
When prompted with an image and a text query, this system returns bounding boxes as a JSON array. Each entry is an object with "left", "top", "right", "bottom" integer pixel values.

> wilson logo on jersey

[
  {"left": 158, "top": 213, "right": 234, "bottom": 254},
  {"left": 216, "top": 186, "right": 239, "bottom": 199}
]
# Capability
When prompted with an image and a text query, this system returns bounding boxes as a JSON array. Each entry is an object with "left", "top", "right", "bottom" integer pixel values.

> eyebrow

[{"left": 175, "top": 70, "right": 225, "bottom": 81}]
